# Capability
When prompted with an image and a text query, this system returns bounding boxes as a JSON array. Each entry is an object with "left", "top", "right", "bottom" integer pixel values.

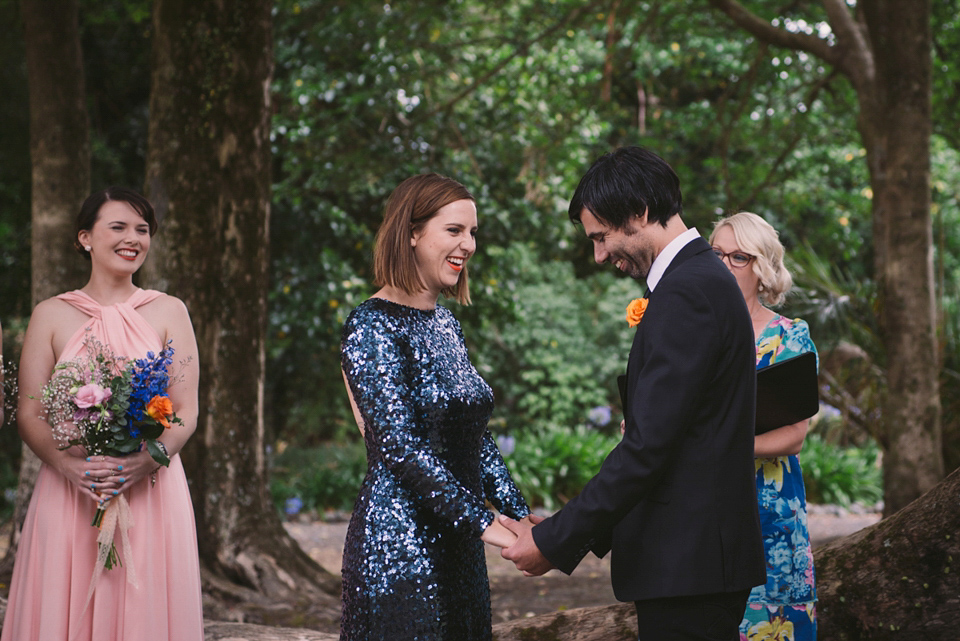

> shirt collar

[{"left": 645, "top": 226, "right": 702, "bottom": 293}]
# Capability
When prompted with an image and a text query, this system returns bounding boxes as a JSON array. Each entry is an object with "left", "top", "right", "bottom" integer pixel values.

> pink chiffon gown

[{"left": 1, "top": 289, "right": 204, "bottom": 641}]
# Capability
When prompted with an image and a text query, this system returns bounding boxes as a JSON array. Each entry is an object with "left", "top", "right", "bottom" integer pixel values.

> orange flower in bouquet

[{"left": 146, "top": 395, "right": 175, "bottom": 429}]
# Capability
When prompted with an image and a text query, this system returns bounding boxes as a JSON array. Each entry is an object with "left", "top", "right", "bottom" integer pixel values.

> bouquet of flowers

[{"left": 39, "top": 334, "right": 182, "bottom": 569}]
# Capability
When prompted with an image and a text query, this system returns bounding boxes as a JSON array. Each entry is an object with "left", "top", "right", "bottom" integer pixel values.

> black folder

[
  {"left": 617, "top": 374, "right": 627, "bottom": 410},
  {"left": 755, "top": 351, "right": 819, "bottom": 434}
]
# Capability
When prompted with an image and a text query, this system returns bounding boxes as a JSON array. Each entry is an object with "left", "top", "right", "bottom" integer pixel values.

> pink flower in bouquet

[{"left": 74, "top": 383, "right": 112, "bottom": 409}]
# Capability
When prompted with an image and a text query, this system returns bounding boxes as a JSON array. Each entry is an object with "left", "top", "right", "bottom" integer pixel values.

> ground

[
  {"left": 284, "top": 504, "right": 881, "bottom": 633},
  {"left": 0, "top": 504, "right": 880, "bottom": 634}
]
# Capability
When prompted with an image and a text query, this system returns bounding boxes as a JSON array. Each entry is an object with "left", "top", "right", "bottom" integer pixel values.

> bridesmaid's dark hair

[
  {"left": 74, "top": 187, "right": 158, "bottom": 260},
  {"left": 374, "top": 173, "right": 475, "bottom": 305}
]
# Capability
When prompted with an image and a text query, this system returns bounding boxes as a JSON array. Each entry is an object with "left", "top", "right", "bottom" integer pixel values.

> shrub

[
  {"left": 269, "top": 440, "right": 367, "bottom": 516},
  {"left": 499, "top": 423, "right": 621, "bottom": 511},
  {"left": 799, "top": 432, "right": 883, "bottom": 507}
]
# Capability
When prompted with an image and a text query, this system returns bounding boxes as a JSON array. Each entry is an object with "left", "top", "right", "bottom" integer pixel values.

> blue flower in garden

[
  {"left": 285, "top": 496, "right": 304, "bottom": 517},
  {"left": 587, "top": 406, "right": 612, "bottom": 427},
  {"left": 496, "top": 435, "right": 516, "bottom": 456}
]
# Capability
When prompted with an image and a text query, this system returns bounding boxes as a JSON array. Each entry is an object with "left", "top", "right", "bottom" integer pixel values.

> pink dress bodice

[{"left": 55, "top": 288, "right": 165, "bottom": 364}]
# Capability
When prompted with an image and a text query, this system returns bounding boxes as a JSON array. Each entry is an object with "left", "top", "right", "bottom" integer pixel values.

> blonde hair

[
  {"left": 373, "top": 173, "right": 474, "bottom": 305},
  {"left": 709, "top": 212, "right": 792, "bottom": 306}
]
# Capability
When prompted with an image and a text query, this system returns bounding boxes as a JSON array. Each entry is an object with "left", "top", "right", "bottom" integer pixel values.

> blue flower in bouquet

[{"left": 127, "top": 348, "right": 175, "bottom": 437}]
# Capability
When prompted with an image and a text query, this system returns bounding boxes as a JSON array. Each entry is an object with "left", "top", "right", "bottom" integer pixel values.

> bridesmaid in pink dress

[{"left": 4, "top": 187, "right": 204, "bottom": 641}]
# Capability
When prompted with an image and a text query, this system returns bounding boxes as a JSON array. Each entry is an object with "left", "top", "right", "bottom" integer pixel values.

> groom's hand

[{"left": 498, "top": 514, "right": 555, "bottom": 576}]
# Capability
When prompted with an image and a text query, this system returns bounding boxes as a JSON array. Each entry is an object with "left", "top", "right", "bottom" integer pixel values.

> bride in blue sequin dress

[{"left": 339, "top": 174, "right": 531, "bottom": 641}]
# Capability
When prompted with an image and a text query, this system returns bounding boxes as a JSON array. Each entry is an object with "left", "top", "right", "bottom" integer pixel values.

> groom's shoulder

[{"left": 663, "top": 248, "right": 738, "bottom": 295}]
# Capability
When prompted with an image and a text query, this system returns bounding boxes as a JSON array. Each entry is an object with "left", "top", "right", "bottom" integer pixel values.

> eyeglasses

[{"left": 711, "top": 248, "right": 755, "bottom": 268}]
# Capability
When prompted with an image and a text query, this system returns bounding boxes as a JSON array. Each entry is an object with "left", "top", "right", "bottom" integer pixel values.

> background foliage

[{"left": 4, "top": 0, "right": 960, "bottom": 514}]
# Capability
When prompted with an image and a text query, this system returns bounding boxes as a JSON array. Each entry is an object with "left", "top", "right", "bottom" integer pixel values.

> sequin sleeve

[
  {"left": 479, "top": 432, "right": 530, "bottom": 519},
  {"left": 341, "top": 305, "right": 496, "bottom": 537}
]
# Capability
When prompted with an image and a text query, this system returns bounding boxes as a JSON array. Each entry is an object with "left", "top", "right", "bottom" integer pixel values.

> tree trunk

[
  {"left": 142, "top": 0, "right": 339, "bottom": 620},
  {"left": 1, "top": 0, "right": 91, "bottom": 578},
  {"left": 860, "top": 0, "right": 943, "bottom": 515},
  {"left": 204, "top": 622, "right": 336, "bottom": 640},
  {"left": 493, "top": 602, "right": 636, "bottom": 641},
  {"left": 814, "top": 466, "right": 960, "bottom": 639},
  {"left": 704, "top": 0, "right": 943, "bottom": 515},
  {"left": 489, "top": 466, "right": 960, "bottom": 640}
]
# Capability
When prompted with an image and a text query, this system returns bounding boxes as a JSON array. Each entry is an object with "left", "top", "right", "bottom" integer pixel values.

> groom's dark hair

[{"left": 568, "top": 146, "right": 683, "bottom": 230}]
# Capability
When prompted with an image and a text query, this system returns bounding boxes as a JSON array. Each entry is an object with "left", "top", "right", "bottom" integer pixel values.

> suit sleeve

[{"left": 532, "top": 280, "right": 722, "bottom": 573}]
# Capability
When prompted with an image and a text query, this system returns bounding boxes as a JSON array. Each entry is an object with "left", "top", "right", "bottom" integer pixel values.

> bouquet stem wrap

[{"left": 82, "top": 496, "right": 139, "bottom": 613}]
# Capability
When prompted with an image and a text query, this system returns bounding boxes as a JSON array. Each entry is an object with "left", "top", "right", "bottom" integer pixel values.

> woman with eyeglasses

[{"left": 709, "top": 212, "right": 818, "bottom": 641}]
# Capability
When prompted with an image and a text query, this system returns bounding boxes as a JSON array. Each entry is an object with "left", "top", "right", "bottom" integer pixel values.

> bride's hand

[{"left": 481, "top": 516, "right": 519, "bottom": 548}]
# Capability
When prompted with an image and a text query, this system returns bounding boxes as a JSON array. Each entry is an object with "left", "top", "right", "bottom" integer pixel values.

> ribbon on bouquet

[{"left": 78, "top": 495, "right": 139, "bottom": 619}]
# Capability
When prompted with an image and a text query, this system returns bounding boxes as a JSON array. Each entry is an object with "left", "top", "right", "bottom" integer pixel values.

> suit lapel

[{"left": 621, "top": 235, "right": 711, "bottom": 421}]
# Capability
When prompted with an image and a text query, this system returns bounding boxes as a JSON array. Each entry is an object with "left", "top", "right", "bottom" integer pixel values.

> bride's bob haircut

[{"left": 374, "top": 173, "right": 475, "bottom": 305}]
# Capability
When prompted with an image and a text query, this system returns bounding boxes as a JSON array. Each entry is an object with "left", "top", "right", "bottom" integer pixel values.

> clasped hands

[{"left": 481, "top": 513, "right": 555, "bottom": 576}]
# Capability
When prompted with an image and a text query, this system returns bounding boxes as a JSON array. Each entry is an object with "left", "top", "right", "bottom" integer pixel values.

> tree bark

[
  {"left": 204, "top": 622, "right": 336, "bottom": 640},
  {"left": 2, "top": 0, "right": 91, "bottom": 578},
  {"left": 142, "top": 0, "right": 339, "bottom": 616},
  {"left": 493, "top": 602, "right": 636, "bottom": 641},
  {"left": 814, "top": 466, "right": 960, "bottom": 639},
  {"left": 860, "top": 0, "right": 942, "bottom": 516},
  {"left": 21, "top": 0, "right": 90, "bottom": 304},
  {"left": 705, "top": 0, "right": 943, "bottom": 515}
]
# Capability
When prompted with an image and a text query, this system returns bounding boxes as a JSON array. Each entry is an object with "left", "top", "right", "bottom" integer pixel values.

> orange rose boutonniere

[{"left": 626, "top": 298, "right": 648, "bottom": 327}]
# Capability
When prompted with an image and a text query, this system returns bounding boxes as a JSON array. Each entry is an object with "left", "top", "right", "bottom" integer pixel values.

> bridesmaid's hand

[
  {"left": 481, "top": 515, "right": 519, "bottom": 549},
  {"left": 73, "top": 450, "right": 156, "bottom": 502},
  {"left": 98, "top": 450, "right": 158, "bottom": 496},
  {"left": 58, "top": 451, "right": 111, "bottom": 504}
]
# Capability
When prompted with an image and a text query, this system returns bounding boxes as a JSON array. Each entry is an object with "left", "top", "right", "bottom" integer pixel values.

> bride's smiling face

[
  {"left": 78, "top": 201, "right": 152, "bottom": 274},
  {"left": 411, "top": 199, "right": 477, "bottom": 296}
]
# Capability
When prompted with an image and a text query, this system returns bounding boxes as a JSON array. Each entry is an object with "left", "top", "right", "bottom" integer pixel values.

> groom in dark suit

[{"left": 501, "top": 146, "right": 765, "bottom": 640}]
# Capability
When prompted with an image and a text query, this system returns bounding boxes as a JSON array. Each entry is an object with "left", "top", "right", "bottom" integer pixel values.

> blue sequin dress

[{"left": 339, "top": 298, "right": 530, "bottom": 641}]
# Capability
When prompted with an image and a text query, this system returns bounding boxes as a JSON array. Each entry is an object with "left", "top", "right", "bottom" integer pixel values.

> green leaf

[{"left": 146, "top": 439, "right": 171, "bottom": 467}]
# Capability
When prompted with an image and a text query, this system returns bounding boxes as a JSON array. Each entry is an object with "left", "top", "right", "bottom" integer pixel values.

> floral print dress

[{"left": 740, "top": 315, "right": 818, "bottom": 641}]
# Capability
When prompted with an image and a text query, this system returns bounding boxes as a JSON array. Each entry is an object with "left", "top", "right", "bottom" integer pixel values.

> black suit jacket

[{"left": 533, "top": 236, "right": 766, "bottom": 602}]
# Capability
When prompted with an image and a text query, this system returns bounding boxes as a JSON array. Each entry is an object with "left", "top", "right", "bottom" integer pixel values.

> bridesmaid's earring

[{"left": 84, "top": 245, "right": 92, "bottom": 252}]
